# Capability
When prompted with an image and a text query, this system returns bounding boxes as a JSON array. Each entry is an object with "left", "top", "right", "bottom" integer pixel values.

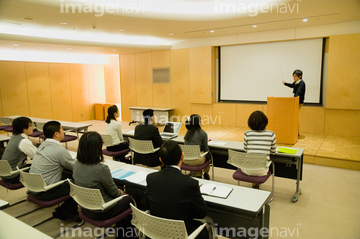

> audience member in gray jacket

[{"left": 30, "top": 121, "right": 79, "bottom": 221}]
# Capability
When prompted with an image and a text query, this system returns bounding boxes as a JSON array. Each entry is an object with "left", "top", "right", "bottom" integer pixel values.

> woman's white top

[{"left": 105, "top": 120, "right": 124, "bottom": 145}]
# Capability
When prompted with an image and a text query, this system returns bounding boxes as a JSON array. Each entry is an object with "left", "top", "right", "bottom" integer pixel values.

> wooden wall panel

[
  {"left": 49, "top": 63, "right": 73, "bottom": 121},
  {"left": 170, "top": 49, "right": 190, "bottom": 123},
  {"left": 25, "top": 62, "right": 52, "bottom": 118},
  {"left": 299, "top": 106, "right": 325, "bottom": 134},
  {"left": 69, "top": 64, "right": 91, "bottom": 122},
  {"left": 190, "top": 104, "right": 213, "bottom": 126},
  {"left": 325, "top": 109, "right": 360, "bottom": 136},
  {"left": 88, "top": 64, "right": 105, "bottom": 119},
  {"left": 0, "top": 89, "right": 3, "bottom": 117},
  {"left": 0, "top": 61, "right": 30, "bottom": 116},
  {"left": 189, "top": 47, "right": 213, "bottom": 104},
  {"left": 236, "top": 104, "right": 265, "bottom": 128},
  {"left": 152, "top": 84, "right": 171, "bottom": 108},
  {"left": 151, "top": 50, "right": 170, "bottom": 68},
  {"left": 120, "top": 54, "right": 137, "bottom": 122},
  {"left": 135, "top": 52, "right": 153, "bottom": 107},
  {"left": 326, "top": 33, "right": 360, "bottom": 110},
  {"left": 104, "top": 55, "right": 121, "bottom": 104},
  {"left": 212, "top": 103, "right": 237, "bottom": 126}
]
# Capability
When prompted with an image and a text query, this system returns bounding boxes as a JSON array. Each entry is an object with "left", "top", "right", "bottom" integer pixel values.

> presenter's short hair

[
  {"left": 159, "top": 140, "right": 182, "bottom": 166},
  {"left": 12, "top": 117, "right": 32, "bottom": 135},
  {"left": 293, "top": 69, "right": 303, "bottom": 79},
  {"left": 43, "top": 121, "right": 61, "bottom": 139},
  {"left": 77, "top": 131, "right": 104, "bottom": 165},
  {"left": 248, "top": 111, "right": 268, "bottom": 131},
  {"left": 143, "top": 109, "right": 154, "bottom": 123}
]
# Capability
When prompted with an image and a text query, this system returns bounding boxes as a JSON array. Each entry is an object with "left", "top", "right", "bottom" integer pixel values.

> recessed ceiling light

[
  {"left": 252, "top": 25, "right": 257, "bottom": 28},
  {"left": 60, "top": 22, "right": 67, "bottom": 25},
  {"left": 210, "top": 30, "right": 214, "bottom": 33},
  {"left": 23, "top": 17, "right": 34, "bottom": 21},
  {"left": 302, "top": 19, "right": 308, "bottom": 22},
  {"left": 118, "top": 29, "right": 124, "bottom": 32},
  {"left": 13, "top": 44, "right": 20, "bottom": 47}
]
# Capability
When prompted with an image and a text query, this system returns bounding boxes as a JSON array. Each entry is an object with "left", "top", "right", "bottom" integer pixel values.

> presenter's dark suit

[
  {"left": 145, "top": 166, "right": 207, "bottom": 235},
  {"left": 284, "top": 80, "right": 306, "bottom": 104},
  {"left": 134, "top": 122, "right": 163, "bottom": 167}
]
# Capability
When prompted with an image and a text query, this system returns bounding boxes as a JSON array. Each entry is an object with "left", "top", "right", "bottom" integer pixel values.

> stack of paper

[
  {"left": 123, "top": 171, "right": 149, "bottom": 184},
  {"left": 278, "top": 147, "right": 297, "bottom": 154}
]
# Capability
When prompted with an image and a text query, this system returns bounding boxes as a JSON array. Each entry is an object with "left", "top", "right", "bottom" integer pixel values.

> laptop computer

[{"left": 160, "top": 122, "right": 182, "bottom": 140}]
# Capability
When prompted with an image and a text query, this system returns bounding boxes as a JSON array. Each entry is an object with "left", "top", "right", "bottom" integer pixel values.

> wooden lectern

[{"left": 267, "top": 97, "right": 299, "bottom": 144}]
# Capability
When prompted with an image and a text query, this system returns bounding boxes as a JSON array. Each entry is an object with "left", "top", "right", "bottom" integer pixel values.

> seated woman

[
  {"left": 243, "top": 111, "right": 277, "bottom": 188},
  {"left": 105, "top": 105, "right": 129, "bottom": 158},
  {"left": 183, "top": 114, "right": 210, "bottom": 180},
  {"left": 73, "top": 132, "right": 134, "bottom": 235}
]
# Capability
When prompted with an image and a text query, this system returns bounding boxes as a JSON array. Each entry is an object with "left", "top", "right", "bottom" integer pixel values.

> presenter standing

[{"left": 282, "top": 69, "right": 306, "bottom": 108}]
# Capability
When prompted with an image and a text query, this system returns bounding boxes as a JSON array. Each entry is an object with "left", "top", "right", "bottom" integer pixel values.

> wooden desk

[
  {"left": 108, "top": 162, "right": 271, "bottom": 239},
  {"left": 123, "top": 130, "right": 303, "bottom": 203},
  {"left": 0, "top": 211, "right": 52, "bottom": 238},
  {"left": 128, "top": 107, "right": 174, "bottom": 125}
]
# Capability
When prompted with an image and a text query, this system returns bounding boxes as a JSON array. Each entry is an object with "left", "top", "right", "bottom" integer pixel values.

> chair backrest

[
  {"left": 100, "top": 134, "right": 114, "bottom": 147},
  {"left": 0, "top": 160, "right": 14, "bottom": 177},
  {"left": 34, "top": 122, "right": 45, "bottom": 132},
  {"left": 129, "top": 138, "right": 157, "bottom": 154},
  {"left": 130, "top": 204, "right": 190, "bottom": 239},
  {"left": 179, "top": 145, "right": 202, "bottom": 160},
  {"left": 19, "top": 171, "right": 48, "bottom": 192},
  {"left": 68, "top": 180, "right": 105, "bottom": 210},
  {"left": 227, "top": 150, "right": 268, "bottom": 170},
  {"left": 1, "top": 117, "right": 12, "bottom": 125}
]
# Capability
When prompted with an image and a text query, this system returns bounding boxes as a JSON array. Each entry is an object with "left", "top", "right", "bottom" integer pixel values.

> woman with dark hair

[
  {"left": 183, "top": 114, "right": 210, "bottom": 180},
  {"left": 105, "top": 105, "right": 129, "bottom": 153},
  {"left": 73, "top": 131, "right": 133, "bottom": 235},
  {"left": 244, "top": 111, "right": 277, "bottom": 188}
]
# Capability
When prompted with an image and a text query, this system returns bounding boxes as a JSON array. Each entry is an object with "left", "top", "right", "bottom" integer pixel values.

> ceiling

[{"left": 0, "top": 0, "right": 359, "bottom": 55}]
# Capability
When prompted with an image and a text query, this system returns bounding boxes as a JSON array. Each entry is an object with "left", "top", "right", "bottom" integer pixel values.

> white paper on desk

[
  {"left": 125, "top": 130, "right": 135, "bottom": 134},
  {"left": 68, "top": 151, "right": 77, "bottom": 159},
  {"left": 208, "top": 141, "right": 227, "bottom": 146},
  {"left": 123, "top": 171, "right": 148, "bottom": 184},
  {"left": 200, "top": 184, "right": 233, "bottom": 199}
]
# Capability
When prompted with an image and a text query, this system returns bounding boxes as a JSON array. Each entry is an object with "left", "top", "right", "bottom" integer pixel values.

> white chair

[
  {"left": 227, "top": 150, "right": 274, "bottom": 197},
  {"left": 68, "top": 179, "right": 132, "bottom": 238},
  {"left": 179, "top": 145, "right": 214, "bottom": 180},
  {"left": 19, "top": 171, "right": 83, "bottom": 236},
  {"left": 100, "top": 134, "right": 130, "bottom": 161},
  {"left": 130, "top": 203, "right": 207, "bottom": 239},
  {"left": 0, "top": 117, "right": 13, "bottom": 136},
  {"left": 128, "top": 138, "right": 160, "bottom": 165},
  {"left": 0, "top": 160, "right": 30, "bottom": 179}
]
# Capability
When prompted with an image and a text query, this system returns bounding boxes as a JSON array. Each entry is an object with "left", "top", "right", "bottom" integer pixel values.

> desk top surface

[
  {"left": 129, "top": 106, "right": 174, "bottom": 111},
  {"left": 123, "top": 130, "right": 305, "bottom": 158},
  {"left": 6, "top": 116, "right": 92, "bottom": 129},
  {"left": 109, "top": 162, "right": 271, "bottom": 214},
  {"left": 0, "top": 135, "right": 10, "bottom": 142},
  {"left": 0, "top": 211, "right": 52, "bottom": 239}
]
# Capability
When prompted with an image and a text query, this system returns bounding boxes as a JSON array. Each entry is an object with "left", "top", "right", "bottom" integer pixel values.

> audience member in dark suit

[
  {"left": 145, "top": 140, "right": 211, "bottom": 238},
  {"left": 134, "top": 109, "right": 163, "bottom": 167}
]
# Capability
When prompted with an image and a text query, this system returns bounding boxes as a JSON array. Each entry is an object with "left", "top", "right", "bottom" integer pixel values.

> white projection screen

[{"left": 219, "top": 38, "right": 324, "bottom": 104}]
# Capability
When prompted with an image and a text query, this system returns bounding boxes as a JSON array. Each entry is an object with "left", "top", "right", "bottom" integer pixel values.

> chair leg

[
  {"left": 65, "top": 142, "right": 68, "bottom": 149},
  {"left": 237, "top": 181, "right": 240, "bottom": 186}
]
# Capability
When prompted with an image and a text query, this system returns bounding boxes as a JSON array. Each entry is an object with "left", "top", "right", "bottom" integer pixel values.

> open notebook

[
  {"left": 200, "top": 184, "right": 233, "bottom": 199},
  {"left": 160, "top": 122, "right": 182, "bottom": 140}
]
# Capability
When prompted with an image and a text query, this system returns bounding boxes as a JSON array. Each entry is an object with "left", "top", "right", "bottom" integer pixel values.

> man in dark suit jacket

[
  {"left": 282, "top": 69, "right": 306, "bottom": 105},
  {"left": 134, "top": 109, "right": 163, "bottom": 167},
  {"left": 145, "top": 140, "right": 209, "bottom": 238}
]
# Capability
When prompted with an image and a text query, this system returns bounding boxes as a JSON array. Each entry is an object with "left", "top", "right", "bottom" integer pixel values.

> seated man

[
  {"left": 30, "top": 121, "right": 79, "bottom": 221},
  {"left": 1, "top": 117, "right": 37, "bottom": 183},
  {"left": 145, "top": 140, "right": 210, "bottom": 238},
  {"left": 134, "top": 109, "right": 163, "bottom": 167}
]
